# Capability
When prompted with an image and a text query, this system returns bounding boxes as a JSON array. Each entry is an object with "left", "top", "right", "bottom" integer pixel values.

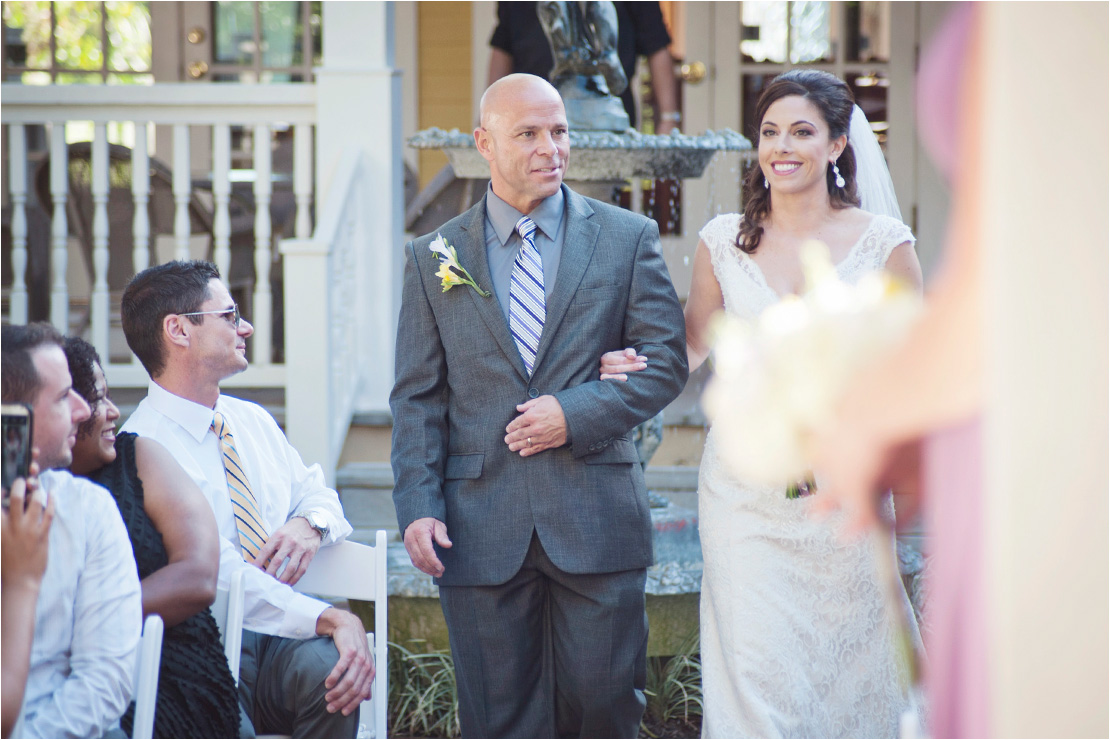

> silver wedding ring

[{"left": 528, "top": 437, "right": 532, "bottom": 447}]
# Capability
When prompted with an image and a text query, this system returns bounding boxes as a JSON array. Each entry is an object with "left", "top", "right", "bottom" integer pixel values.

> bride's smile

[{"left": 759, "top": 94, "right": 844, "bottom": 195}]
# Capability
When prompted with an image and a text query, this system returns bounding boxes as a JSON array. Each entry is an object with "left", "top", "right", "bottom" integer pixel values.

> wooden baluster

[
  {"left": 212, "top": 123, "right": 232, "bottom": 277},
  {"left": 251, "top": 124, "right": 273, "bottom": 367},
  {"left": 132, "top": 124, "right": 151, "bottom": 275},
  {"left": 49, "top": 124, "right": 69, "bottom": 332},
  {"left": 7, "top": 125, "right": 29, "bottom": 324},
  {"left": 294, "top": 123, "right": 312, "bottom": 239},
  {"left": 90, "top": 124, "right": 110, "bottom": 355},
  {"left": 172, "top": 124, "right": 191, "bottom": 261}
]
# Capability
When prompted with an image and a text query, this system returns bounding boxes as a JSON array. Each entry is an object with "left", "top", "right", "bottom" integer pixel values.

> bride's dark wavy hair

[{"left": 737, "top": 69, "right": 861, "bottom": 255}]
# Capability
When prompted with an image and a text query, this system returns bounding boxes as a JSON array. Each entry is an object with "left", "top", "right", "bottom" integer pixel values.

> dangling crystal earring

[
  {"left": 831, "top": 160, "right": 845, "bottom": 188},
  {"left": 763, "top": 176, "right": 769, "bottom": 190}
]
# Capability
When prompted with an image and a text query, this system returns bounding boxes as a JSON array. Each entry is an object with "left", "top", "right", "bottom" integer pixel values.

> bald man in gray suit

[{"left": 390, "top": 74, "right": 687, "bottom": 738}]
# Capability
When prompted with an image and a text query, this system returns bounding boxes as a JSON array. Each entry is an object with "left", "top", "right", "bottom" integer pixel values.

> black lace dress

[{"left": 89, "top": 432, "right": 240, "bottom": 738}]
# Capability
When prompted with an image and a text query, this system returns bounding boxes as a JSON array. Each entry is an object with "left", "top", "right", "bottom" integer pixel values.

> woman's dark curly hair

[
  {"left": 737, "top": 69, "right": 861, "bottom": 254},
  {"left": 63, "top": 336, "right": 106, "bottom": 440}
]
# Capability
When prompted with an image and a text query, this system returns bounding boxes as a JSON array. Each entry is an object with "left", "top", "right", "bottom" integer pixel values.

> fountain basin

[
  {"left": 409, "top": 127, "right": 751, "bottom": 181},
  {"left": 381, "top": 499, "right": 704, "bottom": 655}
]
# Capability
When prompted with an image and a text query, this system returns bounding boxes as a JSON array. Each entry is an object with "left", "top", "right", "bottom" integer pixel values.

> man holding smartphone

[{"left": 1, "top": 323, "right": 142, "bottom": 738}]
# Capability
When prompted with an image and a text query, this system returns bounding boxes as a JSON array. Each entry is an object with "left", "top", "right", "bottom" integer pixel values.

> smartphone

[{"left": 2, "top": 403, "right": 33, "bottom": 507}]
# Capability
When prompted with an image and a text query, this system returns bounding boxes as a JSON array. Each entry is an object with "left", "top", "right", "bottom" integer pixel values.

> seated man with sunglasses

[{"left": 120, "top": 261, "right": 373, "bottom": 738}]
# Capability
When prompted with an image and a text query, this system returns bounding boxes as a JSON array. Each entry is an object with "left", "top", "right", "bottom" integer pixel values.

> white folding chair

[
  {"left": 212, "top": 569, "right": 246, "bottom": 685},
  {"left": 292, "top": 531, "right": 389, "bottom": 739},
  {"left": 131, "top": 613, "right": 164, "bottom": 739}
]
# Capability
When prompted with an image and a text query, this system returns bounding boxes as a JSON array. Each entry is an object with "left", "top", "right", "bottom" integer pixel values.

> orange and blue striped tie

[{"left": 212, "top": 412, "right": 268, "bottom": 560}]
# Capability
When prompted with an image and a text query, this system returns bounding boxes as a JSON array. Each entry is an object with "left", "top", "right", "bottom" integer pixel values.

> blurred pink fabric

[
  {"left": 916, "top": 4, "right": 990, "bottom": 737},
  {"left": 924, "top": 419, "right": 988, "bottom": 738}
]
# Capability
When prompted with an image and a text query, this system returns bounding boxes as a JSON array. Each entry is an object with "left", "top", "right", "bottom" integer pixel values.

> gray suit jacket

[{"left": 390, "top": 185, "right": 688, "bottom": 586}]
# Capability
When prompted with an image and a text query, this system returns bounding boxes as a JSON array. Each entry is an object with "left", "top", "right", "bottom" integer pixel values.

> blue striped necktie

[
  {"left": 211, "top": 412, "right": 268, "bottom": 560},
  {"left": 509, "top": 216, "right": 545, "bottom": 376}
]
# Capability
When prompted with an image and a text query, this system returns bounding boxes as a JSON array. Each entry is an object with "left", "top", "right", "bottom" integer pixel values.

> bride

[{"left": 602, "top": 69, "right": 924, "bottom": 737}]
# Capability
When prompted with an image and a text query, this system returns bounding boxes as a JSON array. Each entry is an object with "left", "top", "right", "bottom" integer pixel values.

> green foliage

[
  {"left": 388, "top": 641, "right": 461, "bottom": 739},
  {"left": 2, "top": 0, "right": 151, "bottom": 80},
  {"left": 641, "top": 632, "right": 703, "bottom": 735}
]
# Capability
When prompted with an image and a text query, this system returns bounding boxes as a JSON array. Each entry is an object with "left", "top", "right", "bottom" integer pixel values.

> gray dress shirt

[{"left": 483, "top": 185, "right": 567, "bottom": 323}]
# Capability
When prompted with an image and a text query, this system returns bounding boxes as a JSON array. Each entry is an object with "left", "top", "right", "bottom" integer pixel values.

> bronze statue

[{"left": 537, "top": 1, "right": 631, "bottom": 131}]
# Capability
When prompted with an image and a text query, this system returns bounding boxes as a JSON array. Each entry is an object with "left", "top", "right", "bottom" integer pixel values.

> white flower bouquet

[{"left": 702, "top": 240, "right": 923, "bottom": 492}]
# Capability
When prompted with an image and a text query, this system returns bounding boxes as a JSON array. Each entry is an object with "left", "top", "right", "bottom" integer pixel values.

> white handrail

[
  {"left": 281, "top": 147, "right": 368, "bottom": 479},
  {"left": 0, "top": 83, "right": 316, "bottom": 124}
]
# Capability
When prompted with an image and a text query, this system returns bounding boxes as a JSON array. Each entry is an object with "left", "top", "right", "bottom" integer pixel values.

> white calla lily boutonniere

[{"left": 429, "top": 234, "right": 491, "bottom": 297}]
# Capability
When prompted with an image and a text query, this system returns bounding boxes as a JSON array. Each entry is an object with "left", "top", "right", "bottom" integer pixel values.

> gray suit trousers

[
  {"left": 238, "top": 631, "right": 359, "bottom": 738},
  {"left": 439, "top": 533, "right": 648, "bottom": 738}
]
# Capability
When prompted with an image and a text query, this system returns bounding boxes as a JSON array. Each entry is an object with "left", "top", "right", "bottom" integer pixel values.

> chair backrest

[
  {"left": 211, "top": 569, "right": 246, "bottom": 685},
  {"left": 293, "top": 531, "right": 389, "bottom": 739},
  {"left": 132, "top": 613, "right": 164, "bottom": 739}
]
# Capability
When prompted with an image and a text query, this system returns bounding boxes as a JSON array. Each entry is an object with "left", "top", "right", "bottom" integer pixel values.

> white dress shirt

[
  {"left": 122, "top": 380, "right": 353, "bottom": 639},
  {"left": 12, "top": 470, "right": 142, "bottom": 739}
]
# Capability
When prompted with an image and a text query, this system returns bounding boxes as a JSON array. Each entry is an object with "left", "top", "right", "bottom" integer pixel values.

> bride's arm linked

[{"left": 600, "top": 239, "right": 722, "bottom": 379}]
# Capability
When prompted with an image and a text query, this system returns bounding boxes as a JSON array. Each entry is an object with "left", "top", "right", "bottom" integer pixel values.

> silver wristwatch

[{"left": 298, "top": 510, "right": 329, "bottom": 540}]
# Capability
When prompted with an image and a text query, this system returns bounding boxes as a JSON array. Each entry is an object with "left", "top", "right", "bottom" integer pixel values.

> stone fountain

[{"left": 409, "top": 126, "right": 750, "bottom": 183}]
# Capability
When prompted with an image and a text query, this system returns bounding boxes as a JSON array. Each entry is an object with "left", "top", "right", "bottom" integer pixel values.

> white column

[
  {"left": 315, "top": 1, "right": 402, "bottom": 413},
  {"left": 285, "top": 1, "right": 402, "bottom": 470},
  {"left": 980, "top": 3, "right": 1108, "bottom": 737},
  {"left": 131, "top": 125, "right": 151, "bottom": 275},
  {"left": 172, "top": 124, "right": 192, "bottom": 261},
  {"left": 90, "top": 125, "right": 110, "bottom": 355},
  {"left": 251, "top": 123, "right": 273, "bottom": 367},
  {"left": 212, "top": 124, "right": 232, "bottom": 277},
  {"left": 49, "top": 124, "right": 69, "bottom": 332},
  {"left": 8, "top": 125, "right": 29, "bottom": 324}
]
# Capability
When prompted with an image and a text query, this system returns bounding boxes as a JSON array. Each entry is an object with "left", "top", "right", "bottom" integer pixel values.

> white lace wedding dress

[{"left": 697, "top": 212, "right": 922, "bottom": 738}]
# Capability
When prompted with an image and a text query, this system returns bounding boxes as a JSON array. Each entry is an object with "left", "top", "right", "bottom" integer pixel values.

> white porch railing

[
  {"left": 281, "top": 148, "right": 372, "bottom": 480},
  {"left": 2, "top": 83, "right": 316, "bottom": 388}
]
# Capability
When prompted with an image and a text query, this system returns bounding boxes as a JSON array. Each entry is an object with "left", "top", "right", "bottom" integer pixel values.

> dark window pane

[
  {"left": 213, "top": 1, "right": 255, "bottom": 66},
  {"left": 259, "top": 1, "right": 297, "bottom": 69},
  {"left": 741, "top": 73, "right": 776, "bottom": 138},
  {"left": 845, "top": 2, "right": 891, "bottom": 63},
  {"left": 849, "top": 71, "right": 890, "bottom": 149}
]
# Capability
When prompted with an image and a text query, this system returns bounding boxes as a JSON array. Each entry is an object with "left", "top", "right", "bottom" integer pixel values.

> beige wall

[
  {"left": 415, "top": 2, "right": 473, "bottom": 189},
  {"left": 979, "top": 3, "right": 1109, "bottom": 736}
]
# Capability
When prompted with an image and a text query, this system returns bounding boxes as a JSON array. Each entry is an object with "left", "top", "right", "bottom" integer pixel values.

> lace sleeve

[
  {"left": 860, "top": 214, "right": 916, "bottom": 270},
  {"left": 698, "top": 213, "right": 743, "bottom": 283}
]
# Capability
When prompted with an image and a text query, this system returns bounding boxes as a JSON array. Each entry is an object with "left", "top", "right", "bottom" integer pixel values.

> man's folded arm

[
  {"left": 390, "top": 241, "right": 451, "bottom": 534},
  {"left": 557, "top": 219, "right": 689, "bottom": 457}
]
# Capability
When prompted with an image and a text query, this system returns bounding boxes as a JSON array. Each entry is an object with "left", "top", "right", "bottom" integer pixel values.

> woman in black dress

[{"left": 64, "top": 337, "right": 240, "bottom": 738}]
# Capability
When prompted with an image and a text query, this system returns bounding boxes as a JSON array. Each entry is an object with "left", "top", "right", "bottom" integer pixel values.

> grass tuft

[
  {"left": 388, "top": 640, "right": 461, "bottom": 738},
  {"left": 641, "top": 632, "right": 703, "bottom": 737}
]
